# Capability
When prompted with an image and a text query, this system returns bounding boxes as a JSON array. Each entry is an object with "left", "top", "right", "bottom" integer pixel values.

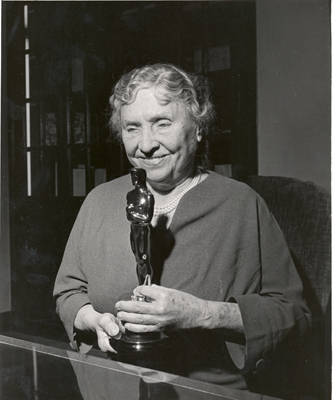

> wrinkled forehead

[
  {"left": 120, "top": 87, "right": 182, "bottom": 121},
  {"left": 124, "top": 85, "right": 190, "bottom": 115},
  {"left": 133, "top": 84, "right": 172, "bottom": 105}
]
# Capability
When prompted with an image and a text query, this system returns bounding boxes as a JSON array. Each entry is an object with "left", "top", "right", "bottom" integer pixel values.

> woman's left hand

[{"left": 115, "top": 285, "right": 208, "bottom": 333}]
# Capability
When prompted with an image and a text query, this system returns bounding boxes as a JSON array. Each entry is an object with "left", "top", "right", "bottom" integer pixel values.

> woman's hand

[
  {"left": 115, "top": 285, "right": 209, "bottom": 333},
  {"left": 74, "top": 304, "right": 124, "bottom": 352},
  {"left": 115, "top": 285, "right": 245, "bottom": 338}
]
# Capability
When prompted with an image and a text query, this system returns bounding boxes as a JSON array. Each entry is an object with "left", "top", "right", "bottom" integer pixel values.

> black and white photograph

[{"left": 1, "top": 1, "right": 331, "bottom": 399}]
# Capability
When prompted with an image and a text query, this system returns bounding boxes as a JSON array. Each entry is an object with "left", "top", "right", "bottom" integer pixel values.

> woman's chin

[
  {"left": 137, "top": 164, "right": 171, "bottom": 185},
  {"left": 146, "top": 172, "right": 169, "bottom": 185},
  {"left": 146, "top": 172, "right": 174, "bottom": 191}
]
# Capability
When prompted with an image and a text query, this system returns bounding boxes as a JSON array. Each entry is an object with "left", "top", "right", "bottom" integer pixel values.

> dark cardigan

[{"left": 54, "top": 171, "right": 311, "bottom": 390}]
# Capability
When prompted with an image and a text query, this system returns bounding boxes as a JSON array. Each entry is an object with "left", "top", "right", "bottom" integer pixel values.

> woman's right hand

[{"left": 74, "top": 304, "right": 124, "bottom": 352}]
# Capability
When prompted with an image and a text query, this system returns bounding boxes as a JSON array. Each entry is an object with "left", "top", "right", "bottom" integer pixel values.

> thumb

[{"left": 101, "top": 314, "right": 122, "bottom": 339}]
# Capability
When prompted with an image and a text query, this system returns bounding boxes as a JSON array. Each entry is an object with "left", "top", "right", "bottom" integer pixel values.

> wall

[
  {"left": 1, "top": 6, "right": 11, "bottom": 313},
  {"left": 0, "top": 125, "right": 11, "bottom": 314},
  {"left": 256, "top": 0, "right": 331, "bottom": 191}
]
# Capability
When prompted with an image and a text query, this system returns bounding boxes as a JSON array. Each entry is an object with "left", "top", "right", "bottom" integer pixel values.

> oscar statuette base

[
  {"left": 110, "top": 291, "right": 174, "bottom": 355},
  {"left": 110, "top": 330, "right": 173, "bottom": 354}
]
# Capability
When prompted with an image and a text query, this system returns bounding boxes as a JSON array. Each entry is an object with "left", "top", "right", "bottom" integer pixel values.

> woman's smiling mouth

[{"left": 138, "top": 156, "right": 167, "bottom": 165}]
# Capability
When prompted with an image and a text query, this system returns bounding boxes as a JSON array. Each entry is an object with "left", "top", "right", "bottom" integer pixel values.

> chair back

[{"left": 244, "top": 175, "right": 331, "bottom": 399}]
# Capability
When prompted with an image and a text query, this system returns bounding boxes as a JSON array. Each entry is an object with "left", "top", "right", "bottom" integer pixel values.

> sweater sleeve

[
  {"left": 226, "top": 196, "right": 312, "bottom": 373},
  {"left": 53, "top": 197, "right": 96, "bottom": 354}
]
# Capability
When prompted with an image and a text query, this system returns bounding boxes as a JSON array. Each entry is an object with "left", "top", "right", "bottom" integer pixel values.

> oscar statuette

[{"left": 110, "top": 168, "right": 172, "bottom": 355}]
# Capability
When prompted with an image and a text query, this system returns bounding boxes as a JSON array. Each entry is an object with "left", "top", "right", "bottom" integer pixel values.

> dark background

[{"left": 3, "top": 1, "right": 256, "bottom": 341}]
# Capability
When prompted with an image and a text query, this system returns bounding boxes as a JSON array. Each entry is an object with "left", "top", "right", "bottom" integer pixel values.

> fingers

[
  {"left": 115, "top": 299, "right": 152, "bottom": 314},
  {"left": 96, "top": 329, "right": 117, "bottom": 353},
  {"left": 125, "top": 322, "right": 161, "bottom": 333},
  {"left": 133, "top": 284, "right": 164, "bottom": 299},
  {"left": 114, "top": 285, "right": 173, "bottom": 334},
  {"left": 115, "top": 285, "right": 166, "bottom": 311},
  {"left": 117, "top": 310, "right": 157, "bottom": 325},
  {"left": 101, "top": 314, "right": 125, "bottom": 335},
  {"left": 96, "top": 313, "right": 122, "bottom": 353}
]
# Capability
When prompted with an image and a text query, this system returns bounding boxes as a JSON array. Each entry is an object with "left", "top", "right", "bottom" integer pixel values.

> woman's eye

[
  {"left": 157, "top": 121, "right": 171, "bottom": 129},
  {"left": 126, "top": 127, "right": 139, "bottom": 134}
]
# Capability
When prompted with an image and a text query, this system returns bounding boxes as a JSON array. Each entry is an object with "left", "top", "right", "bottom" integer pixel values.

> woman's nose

[{"left": 138, "top": 128, "right": 159, "bottom": 155}]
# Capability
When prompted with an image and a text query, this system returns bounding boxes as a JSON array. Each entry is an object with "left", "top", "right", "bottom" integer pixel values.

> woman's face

[{"left": 121, "top": 87, "right": 199, "bottom": 192}]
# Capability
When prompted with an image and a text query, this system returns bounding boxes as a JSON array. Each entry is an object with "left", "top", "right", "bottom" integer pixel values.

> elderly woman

[{"left": 53, "top": 63, "right": 311, "bottom": 392}]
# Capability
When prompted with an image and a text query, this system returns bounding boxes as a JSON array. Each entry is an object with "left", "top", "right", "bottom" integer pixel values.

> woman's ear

[{"left": 196, "top": 128, "right": 202, "bottom": 142}]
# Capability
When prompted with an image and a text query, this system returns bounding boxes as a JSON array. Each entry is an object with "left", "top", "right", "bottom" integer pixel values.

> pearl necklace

[{"left": 153, "top": 170, "right": 202, "bottom": 217}]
